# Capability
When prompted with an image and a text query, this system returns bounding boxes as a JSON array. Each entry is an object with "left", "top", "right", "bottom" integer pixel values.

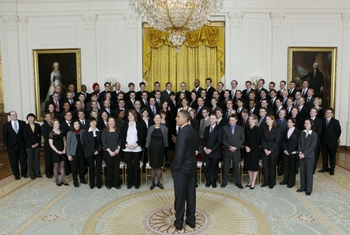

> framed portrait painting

[
  {"left": 288, "top": 47, "right": 337, "bottom": 110},
  {"left": 33, "top": 48, "right": 81, "bottom": 120}
]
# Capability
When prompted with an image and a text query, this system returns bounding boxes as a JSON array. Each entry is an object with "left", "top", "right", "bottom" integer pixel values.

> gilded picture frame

[
  {"left": 288, "top": 47, "right": 337, "bottom": 110},
  {"left": 33, "top": 48, "right": 81, "bottom": 120}
]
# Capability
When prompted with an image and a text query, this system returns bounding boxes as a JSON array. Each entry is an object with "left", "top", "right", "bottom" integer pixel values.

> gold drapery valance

[{"left": 143, "top": 23, "right": 225, "bottom": 92}]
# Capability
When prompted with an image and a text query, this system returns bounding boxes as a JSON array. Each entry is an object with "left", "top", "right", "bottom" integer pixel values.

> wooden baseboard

[{"left": 339, "top": 145, "right": 348, "bottom": 150}]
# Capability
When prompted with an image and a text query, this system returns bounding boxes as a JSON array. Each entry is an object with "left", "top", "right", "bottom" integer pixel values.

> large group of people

[{"left": 2, "top": 64, "right": 342, "bottom": 198}]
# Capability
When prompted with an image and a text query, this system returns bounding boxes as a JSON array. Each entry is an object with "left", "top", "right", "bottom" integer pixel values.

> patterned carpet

[{"left": 0, "top": 167, "right": 350, "bottom": 235}]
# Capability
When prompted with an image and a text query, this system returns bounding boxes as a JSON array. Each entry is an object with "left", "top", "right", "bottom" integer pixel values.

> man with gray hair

[{"left": 301, "top": 62, "right": 324, "bottom": 97}]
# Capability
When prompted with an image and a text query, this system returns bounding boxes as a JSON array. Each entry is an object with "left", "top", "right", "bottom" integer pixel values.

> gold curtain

[{"left": 143, "top": 24, "right": 225, "bottom": 92}]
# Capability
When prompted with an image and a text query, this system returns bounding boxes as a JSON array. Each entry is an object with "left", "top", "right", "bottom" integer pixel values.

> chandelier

[{"left": 129, "top": 0, "right": 223, "bottom": 50}]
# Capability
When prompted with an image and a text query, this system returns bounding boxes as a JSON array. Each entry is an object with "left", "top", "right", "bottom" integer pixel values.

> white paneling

[
  {"left": 28, "top": 17, "right": 82, "bottom": 48},
  {"left": 96, "top": 15, "right": 124, "bottom": 91},
  {"left": 243, "top": 14, "right": 272, "bottom": 83}
]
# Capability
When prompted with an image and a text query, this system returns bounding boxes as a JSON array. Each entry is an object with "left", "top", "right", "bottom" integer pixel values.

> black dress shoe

[
  {"left": 116, "top": 186, "right": 121, "bottom": 189},
  {"left": 157, "top": 182, "right": 164, "bottom": 189},
  {"left": 174, "top": 223, "right": 182, "bottom": 230},
  {"left": 305, "top": 191, "right": 312, "bottom": 196},
  {"left": 205, "top": 183, "right": 210, "bottom": 188},
  {"left": 30, "top": 177, "right": 35, "bottom": 180},
  {"left": 220, "top": 183, "right": 227, "bottom": 188},
  {"left": 318, "top": 169, "right": 329, "bottom": 173},
  {"left": 212, "top": 184, "right": 217, "bottom": 188},
  {"left": 287, "top": 185, "right": 293, "bottom": 188},
  {"left": 250, "top": 186, "right": 255, "bottom": 190},
  {"left": 329, "top": 172, "right": 334, "bottom": 175},
  {"left": 279, "top": 182, "right": 286, "bottom": 185},
  {"left": 135, "top": 185, "right": 140, "bottom": 189},
  {"left": 15, "top": 177, "right": 20, "bottom": 180},
  {"left": 61, "top": 181, "right": 69, "bottom": 186},
  {"left": 80, "top": 179, "right": 88, "bottom": 184},
  {"left": 235, "top": 183, "right": 244, "bottom": 189},
  {"left": 150, "top": 183, "right": 156, "bottom": 190},
  {"left": 90, "top": 185, "right": 95, "bottom": 189},
  {"left": 127, "top": 185, "right": 132, "bottom": 189},
  {"left": 261, "top": 184, "right": 268, "bottom": 187},
  {"left": 56, "top": 182, "right": 62, "bottom": 186},
  {"left": 185, "top": 220, "right": 195, "bottom": 228},
  {"left": 23, "top": 175, "right": 28, "bottom": 178},
  {"left": 46, "top": 175, "right": 53, "bottom": 179},
  {"left": 245, "top": 184, "right": 251, "bottom": 188},
  {"left": 269, "top": 185, "right": 274, "bottom": 189},
  {"left": 296, "top": 188, "right": 304, "bottom": 193},
  {"left": 74, "top": 182, "right": 79, "bottom": 188},
  {"left": 97, "top": 186, "right": 101, "bottom": 189},
  {"left": 36, "top": 175, "right": 43, "bottom": 178},
  {"left": 107, "top": 186, "right": 111, "bottom": 189}
]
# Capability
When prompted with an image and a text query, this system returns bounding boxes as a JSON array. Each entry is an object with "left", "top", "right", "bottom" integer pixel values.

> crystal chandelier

[{"left": 129, "top": 0, "right": 223, "bottom": 50}]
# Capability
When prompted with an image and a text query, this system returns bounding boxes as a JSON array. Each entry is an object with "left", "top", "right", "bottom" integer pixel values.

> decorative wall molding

[
  {"left": 123, "top": 13, "right": 139, "bottom": 28},
  {"left": 227, "top": 11, "right": 244, "bottom": 27},
  {"left": 270, "top": 12, "right": 286, "bottom": 27},
  {"left": 2, "top": 15, "right": 18, "bottom": 30},
  {"left": 82, "top": 14, "right": 97, "bottom": 29},
  {"left": 342, "top": 12, "right": 350, "bottom": 28},
  {"left": 18, "top": 15, "right": 28, "bottom": 31}
]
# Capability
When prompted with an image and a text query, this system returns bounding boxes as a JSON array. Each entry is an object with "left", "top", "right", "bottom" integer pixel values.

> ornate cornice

[
  {"left": 270, "top": 12, "right": 286, "bottom": 27},
  {"left": 82, "top": 14, "right": 97, "bottom": 29},
  {"left": 342, "top": 12, "right": 350, "bottom": 28},
  {"left": 2, "top": 15, "right": 18, "bottom": 30},
  {"left": 123, "top": 13, "right": 138, "bottom": 28},
  {"left": 227, "top": 11, "right": 244, "bottom": 28},
  {"left": 18, "top": 15, "right": 28, "bottom": 31}
]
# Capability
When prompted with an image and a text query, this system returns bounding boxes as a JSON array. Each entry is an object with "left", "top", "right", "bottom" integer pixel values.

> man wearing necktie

[
  {"left": 203, "top": 114, "right": 223, "bottom": 188},
  {"left": 2, "top": 111, "right": 27, "bottom": 179},
  {"left": 320, "top": 108, "right": 341, "bottom": 175},
  {"left": 221, "top": 114, "right": 245, "bottom": 189}
]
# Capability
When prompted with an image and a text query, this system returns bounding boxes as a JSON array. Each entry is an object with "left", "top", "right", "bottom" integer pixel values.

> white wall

[{"left": 0, "top": 0, "right": 349, "bottom": 145}]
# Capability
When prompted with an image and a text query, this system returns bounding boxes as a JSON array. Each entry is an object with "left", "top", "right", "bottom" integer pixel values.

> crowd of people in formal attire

[{"left": 2, "top": 68, "right": 342, "bottom": 196}]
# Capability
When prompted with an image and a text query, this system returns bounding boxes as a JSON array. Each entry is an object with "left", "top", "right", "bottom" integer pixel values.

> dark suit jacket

[
  {"left": 283, "top": 128, "right": 300, "bottom": 154},
  {"left": 298, "top": 131, "right": 318, "bottom": 159},
  {"left": 321, "top": 118, "right": 341, "bottom": 146},
  {"left": 111, "top": 90, "right": 124, "bottom": 102},
  {"left": 136, "top": 91, "right": 150, "bottom": 101},
  {"left": 222, "top": 124, "right": 245, "bottom": 157},
  {"left": 60, "top": 121, "right": 71, "bottom": 136},
  {"left": 161, "top": 90, "right": 172, "bottom": 104},
  {"left": 192, "top": 87, "right": 203, "bottom": 97},
  {"left": 125, "top": 100, "right": 136, "bottom": 110},
  {"left": 120, "top": 121, "right": 146, "bottom": 148},
  {"left": 203, "top": 125, "right": 223, "bottom": 159},
  {"left": 261, "top": 127, "right": 280, "bottom": 152},
  {"left": 3, "top": 120, "right": 26, "bottom": 149},
  {"left": 176, "top": 90, "right": 191, "bottom": 102},
  {"left": 147, "top": 105, "right": 159, "bottom": 120},
  {"left": 83, "top": 129, "right": 102, "bottom": 157},
  {"left": 205, "top": 86, "right": 215, "bottom": 101},
  {"left": 41, "top": 121, "right": 52, "bottom": 144},
  {"left": 170, "top": 124, "right": 198, "bottom": 176},
  {"left": 23, "top": 123, "right": 41, "bottom": 148},
  {"left": 217, "top": 118, "right": 228, "bottom": 128},
  {"left": 311, "top": 117, "right": 322, "bottom": 142},
  {"left": 288, "top": 88, "right": 297, "bottom": 98},
  {"left": 242, "top": 88, "right": 255, "bottom": 100}
]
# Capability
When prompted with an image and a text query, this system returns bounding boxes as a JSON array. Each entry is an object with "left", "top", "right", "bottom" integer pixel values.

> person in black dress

[
  {"left": 67, "top": 120, "right": 86, "bottom": 187},
  {"left": 97, "top": 111, "right": 109, "bottom": 131},
  {"left": 23, "top": 113, "right": 41, "bottom": 180},
  {"left": 101, "top": 117, "right": 122, "bottom": 189},
  {"left": 244, "top": 114, "right": 262, "bottom": 189},
  {"left": 48, "top": 119, "right": 68, "bottom": 186},
  {"left": 280, "top": 118, "right": 300, "bottom": 188},
  {"left": 145, "top": 114, "right": 168, "bottom": 190}
]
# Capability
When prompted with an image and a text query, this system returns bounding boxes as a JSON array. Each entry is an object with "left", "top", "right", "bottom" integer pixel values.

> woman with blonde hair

[
  {"left": 313, "top": 97, "right": 324, "bottom": 119},
  {"left": 244, "top": 114, "right": 262, "bottom": 189},
  {"left": 261, "top": 114, "right": 280, "bottom": 189}
]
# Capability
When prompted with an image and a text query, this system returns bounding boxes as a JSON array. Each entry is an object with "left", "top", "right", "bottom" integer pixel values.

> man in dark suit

[
  {"left": 192, "top": 79, "right": 203, "bottom": 97},
  {"left": 111, "top": 82, "right": 124, "bottom": 103},
  {"left": 310, "top": 107, "right": 323, "bottom": 174},
  {"left": 320, "top": 108, "right": 341, "bottom": 175},
  {"left": 242, "top": 81, "right": 255, "bottom": 100},
  {"left": 217, "top": 82, "right": 225, "bottom": 101},
  {"left": 301, "top": 62, "right": 325, "bottom": 98},
  {"left": 297, "top": 97, "right": 309, "bottom": 121},
  {"left": 195, "top": 97, "right": 205, "bottom": 120},
  {"left": 46, "top": 92, "right": 63, "bottom": 114},
  {"left": 140, "top": 91, "right": 149, "bottom": 109},
  {"left": 300, "top": 80, "right": 309, "bottom": 98},
  {"left": 65, "top": 91, "right": 76, "bottom": 111},
  {"left": 125, "top": 91, "right": 137, "bottom": 110},
  {"left": 203, "top": 114, "right": 223, "bottom": 188},
  {"left": 99, "top": 82, "right": 111, "bottom": 102},
  {"left": 78, "top": 84, "right": 91, "bottom": 104},
  {"left": 41, "top": 112, "right": 53, "bottom": 178},
  {"left": 205, "top": 78, "right": 215, "bottom": 101},
  {"left": 176, "top": 82, "right": 191, "bottom": 102},
  {"left": 171, "top": 110, "right": 198, "bottom": 230},
  {"left": 147, "top": 97, "right": 159, "bottom": 120},
  {"left": 149, "top": 81, "right": 161, "bottom": 98},
  {"left": 255, "top": 79, "right": 268, "bottom": 99},
  {"left": 288, "top": 81, "right": 297, "bottom": 98},
  {"left": 305, "top": 88, "right": 315, "bottom": 109},
  {"left": 277, "top": 80, "right": 287, "bottom": 99},
  {"left": 221, "top": 114, "right": 245, "bottom": 188},
  {"left": 216, "top": 108, "right": 228, "bottom": 128},
  {"left": 123, "top": 82, "right": 136, "bottom": 102},
  {"left": 2, "top": 111, "right": 27, "bottom": 179},
  {"left": 136, "top": 82, "right": 150, "bottom": 101},
  {"left": 161, "top": 82, "right": 173, "bottom": 104}
]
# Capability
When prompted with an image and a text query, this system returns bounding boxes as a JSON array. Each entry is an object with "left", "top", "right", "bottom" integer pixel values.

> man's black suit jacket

[
  {"left": 203, "top": 125, "right": 223, "bottom": 159},
  {"left": 321, "top": 118, "right": 341, "bottom": 146},
  {"left": 3, "top": 120, "right": 26, "bottom": 149}
]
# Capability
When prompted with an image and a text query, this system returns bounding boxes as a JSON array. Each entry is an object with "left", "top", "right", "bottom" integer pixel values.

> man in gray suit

[{"left": 222, "top": 114, "right": 245, "bottom": 188}]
